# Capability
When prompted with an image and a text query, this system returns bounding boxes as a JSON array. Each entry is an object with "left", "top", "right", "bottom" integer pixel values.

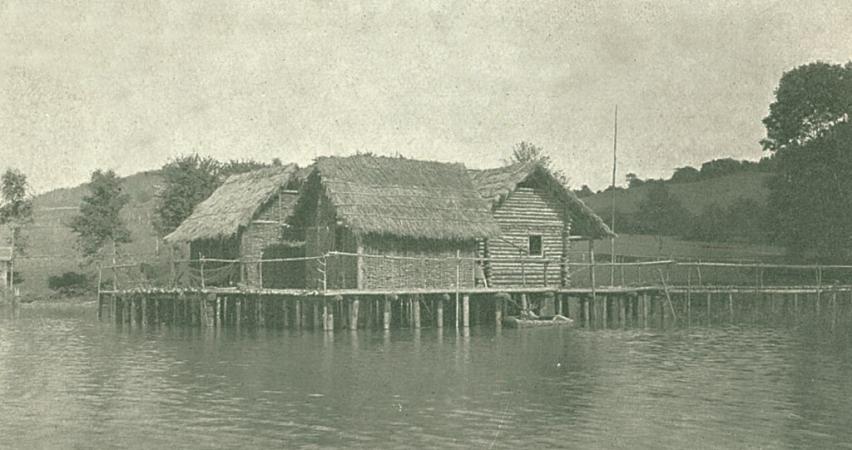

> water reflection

[{"left": 2, "top": 303, "right": 852, "bottom": 448}]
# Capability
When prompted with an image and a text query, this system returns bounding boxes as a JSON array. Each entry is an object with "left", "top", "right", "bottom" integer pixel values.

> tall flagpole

[{"left": 610, "top": 105, "right": 618, "bottom": 286}]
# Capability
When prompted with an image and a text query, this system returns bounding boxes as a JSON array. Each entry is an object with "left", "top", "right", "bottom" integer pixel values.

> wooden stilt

[
  {"left": 462, "top": 294, "right": 470, "bottom": 328},
  {"left": 495, "top": 294, "right": 505, "bottom": 327},
  {"left": 141, "top": 297, "right": 148, "bottom": 328},
  {"left": 728, "top": 292, "right": 734, "bottom": 322},
  {"left": 602, "top": 295, "right": 608, "bottom": 328},
  {"left": 383, "top": 295, "right": 393, "bottom": 330},
  {"left": 412, "top": 295, "right": 421, "bottom": 329},
  {"left": 438, "top": 294, "right": 447, "bottom": 329},
  {"left": 706, "top": 292, "right": 711, "bottom": 324},
  {"left": 313, "top": 302, "right": 320, "bottom": 329},
  {"left": 235, "top": 298, "right": 242, "bottom": 330},
  {"left": 583, "top": 297, "right": 590, "bottom": 327},
  {"left": 618, "top": 297, "right": 626, "bottom": 326},
  {"left": 642, "top": 293, "right": 649, "bottom": 327},
  {"left": 350, "top": 297, "right": 360, "bottom": 331}
]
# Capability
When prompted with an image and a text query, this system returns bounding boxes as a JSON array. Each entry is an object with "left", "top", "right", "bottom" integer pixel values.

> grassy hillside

[
  {"left": 18, "top": 171, "right": 165, "bottom": 296},
  {"left": 583, "top": 172, "right": 772, "bottom": 217}
]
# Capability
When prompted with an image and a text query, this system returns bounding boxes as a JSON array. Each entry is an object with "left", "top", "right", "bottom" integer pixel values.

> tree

[
  {"left": 153, "top": 155, "right": 272, "bottom": 237},
  {"left": 153, "top": 155, "right": 221, "bottom": 237},
  {"left": 0, "top": 168, "right": 33, "bottom": 254},
  {"left": 625, "top": 173, "right": 644, "bottom": 188},
  {"left": 762, "top": 61, "right": 852, "bottom": 261},
  {"left": 0, "top": 169, "right": 33, "bottom": 291},
  {"left": 573, "top": 185, "right": 594, "bottom": 198},
  {"left": 635, "top": 184, "right": 691, "bottom": 237},
  {"left": 699, "top": 158, "right": 743, "bottom": 179},
  {"left": 70, "top": 169, "right": 131, "bottom": 260},
  {"left": 670, "top": 166, "right": 700, "bottom": 183},
  {"left": 507, "top": 141, "right": 569, "bottom": 186},
  {"left": 762, "top": 61, "right": 852, "bottom": 152}
]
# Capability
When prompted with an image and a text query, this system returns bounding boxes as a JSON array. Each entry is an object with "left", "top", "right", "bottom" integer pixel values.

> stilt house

[
  {"left": 164, "top": 165, "right": 303, "bottom": 288},
  {"left": 290, "top": 155, "right": 502, "bottom": 290},
  {"left": 469, "top": 162, "right": 614, "bottom": 287}
]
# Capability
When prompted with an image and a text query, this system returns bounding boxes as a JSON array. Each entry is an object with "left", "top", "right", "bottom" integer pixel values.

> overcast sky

[{"left": 1, "top": 0, "right": 851, "bottom": 194}]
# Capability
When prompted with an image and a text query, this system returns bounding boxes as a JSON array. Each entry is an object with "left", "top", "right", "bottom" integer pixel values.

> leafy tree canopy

[
  {"left": 0, "top": 168, "right": 33, "bottom": 254},
  {"left": 70, "top": 169, "right": 131, "bottom": 258},
  {"left": 635, "top": 184, "right": 691, "bottom": 237},
  {"left": 153, "top": 154, "right": 273, "bottom": 237},
  {"left": 762, "top": 61, "right": 852, "bottom": 152},
  {"left": 761, "top": 61, "right": 852, "bottom": 261},
  {"left": 508, "top": 141, "right": 569, "bottom": 187}
]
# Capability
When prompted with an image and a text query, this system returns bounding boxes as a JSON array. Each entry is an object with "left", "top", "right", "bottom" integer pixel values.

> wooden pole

[
  {"left": 462, "top": 294, "right": 470, "bottom": 328},
  {"left": 610, "top": 104, "right": 618, "bottom": 287},
  {"left": 642, "top": 293, "right": 649, "bottom": 327},
  {"left": 706, "top": 292, "right": 711, "bottom": 324},
  {"left": 618, "top": 296, "right": 625, "bottom": 326},
  {"left": 728, "top": 292, "right": 734, "bottom": 322},
  {"left": 350, "top": 297, "right": 360, "bottom": 331},
  {"left": 313, "top": 302, "right": 320, "bottom": 329},
  {"left": 412, "top": 295, "right": 421, "bottom": 329},
  {"left": 588, "top": 240, "right": 596, "bottom": 295},
  {"left": 583, "top": 297, "right": 590, "bottom": 327},
  {"left": 96, "top": 266, "right": 103, "bottom": 320},
  {"left": 438, "top": 294, "right": 447, "bottom": 329},
  {"left": 383, "top": 295, "right": 392, "bottom": 331},
  {"left": 495, "top": 294, "right": 504, "bottom": 327},
  {"left": 200, "top": 256, "right": 206, "bottom": 289}
]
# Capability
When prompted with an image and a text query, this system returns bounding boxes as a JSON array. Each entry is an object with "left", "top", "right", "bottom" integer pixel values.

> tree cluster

[
  {"left": 611, "top": 184, "right": 771, "bottom": 244},
  {"left": 153, "top": 155, "right": 275, "bottom": 237},
  {"left": 762, "top": 61, "right": 852, "bottom": 261}
]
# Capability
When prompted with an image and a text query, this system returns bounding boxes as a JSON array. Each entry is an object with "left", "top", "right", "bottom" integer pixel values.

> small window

[{"left": 528, "top": 235, "right": 543, "bottom": 256}]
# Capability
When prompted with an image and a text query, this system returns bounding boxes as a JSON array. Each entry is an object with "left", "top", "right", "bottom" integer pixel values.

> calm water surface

[{"left": 1, "top": 301, "right": 852, "bottom": 449}]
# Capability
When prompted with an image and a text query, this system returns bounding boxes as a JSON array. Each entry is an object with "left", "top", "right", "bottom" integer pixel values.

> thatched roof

[
  {"left": 165, "top": 164, "right": 298, "bottom": 242},
  {"left": 469, "top": 162, "right": 615, "bottom": 239},
  {"left": 297, "top": 155, "right": 501, "bottom": 240}
]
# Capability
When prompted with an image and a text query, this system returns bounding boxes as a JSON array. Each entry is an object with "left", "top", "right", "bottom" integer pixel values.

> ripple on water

[{"left": 3, "top": 307, "right": 852, "bottom": 448}]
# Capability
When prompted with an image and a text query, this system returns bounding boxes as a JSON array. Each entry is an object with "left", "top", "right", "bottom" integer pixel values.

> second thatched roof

[
  {"left": 296, "top": 155, "right": 501, "bottom": 241},
  {"left": 469, "top": 161, "right": 615, "bottom": 239},
  {"left": 165, "top": 164, "right": 298, "bottom": 242}
]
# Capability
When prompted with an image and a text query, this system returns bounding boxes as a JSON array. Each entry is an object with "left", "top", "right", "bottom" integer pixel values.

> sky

[{"left": 1, "top": 0, "right": 851, "bottom": 194}]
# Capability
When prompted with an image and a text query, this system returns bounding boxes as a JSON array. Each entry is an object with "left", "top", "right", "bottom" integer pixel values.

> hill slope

[
  {"left": 19, "top": 171, "right": 164, "bottom": 296},
  {"left": 582, "top": 172, "right": 772, "bottom": 217}
]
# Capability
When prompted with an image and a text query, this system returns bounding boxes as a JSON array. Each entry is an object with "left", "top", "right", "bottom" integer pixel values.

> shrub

[{"left": 47, "top": 271, "right": 91, "bottom": 296}]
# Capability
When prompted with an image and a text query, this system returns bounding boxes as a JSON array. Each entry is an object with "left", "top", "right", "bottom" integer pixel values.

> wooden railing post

[
  {"left": 322, "top": 255, "right": 328, "bottom": 292},
  {"left": 200, "top": 256, "right": 206, "bottom": 289},
  {"left": 97, "top": 265, "right": 103, "bottom": 320}
]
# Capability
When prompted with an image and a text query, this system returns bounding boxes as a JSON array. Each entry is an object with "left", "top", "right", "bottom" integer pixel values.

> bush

[{"left": 47, "top": 272, "right": 92, "bottom": 296}]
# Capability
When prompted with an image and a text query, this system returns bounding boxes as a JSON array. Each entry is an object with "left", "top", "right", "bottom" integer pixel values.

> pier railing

[{"left": 98, "top": 253, "right": 852, "bottom": 294}]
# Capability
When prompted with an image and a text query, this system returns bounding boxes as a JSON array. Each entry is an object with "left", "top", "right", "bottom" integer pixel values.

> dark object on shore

[{"left": 503, "top": 314, "right": 574, "bottom": 328}]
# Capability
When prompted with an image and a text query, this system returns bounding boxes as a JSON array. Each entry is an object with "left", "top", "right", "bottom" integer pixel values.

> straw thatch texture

[
  {"left": 165, "top": 165, "right": 298, "bottom": 242},
  {"left": 469, "top": 162, "right": 615, "bottom": 239},
  {"left": 304, "top": 155, "right": 501, "bottom": 240}
]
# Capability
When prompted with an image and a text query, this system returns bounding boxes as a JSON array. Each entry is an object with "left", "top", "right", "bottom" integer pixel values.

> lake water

[{"left": 1, "top": 302, "right": 852, "bottom": 449}]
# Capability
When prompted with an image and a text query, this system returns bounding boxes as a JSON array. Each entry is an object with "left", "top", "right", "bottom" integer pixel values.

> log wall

[{"left": 488, "top": 187, "right": 570, "bottom": 287}]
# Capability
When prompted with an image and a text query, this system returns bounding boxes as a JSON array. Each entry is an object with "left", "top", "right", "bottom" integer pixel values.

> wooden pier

[{"left": 97, "top": 256, "right": 852, "bottom": 331}]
